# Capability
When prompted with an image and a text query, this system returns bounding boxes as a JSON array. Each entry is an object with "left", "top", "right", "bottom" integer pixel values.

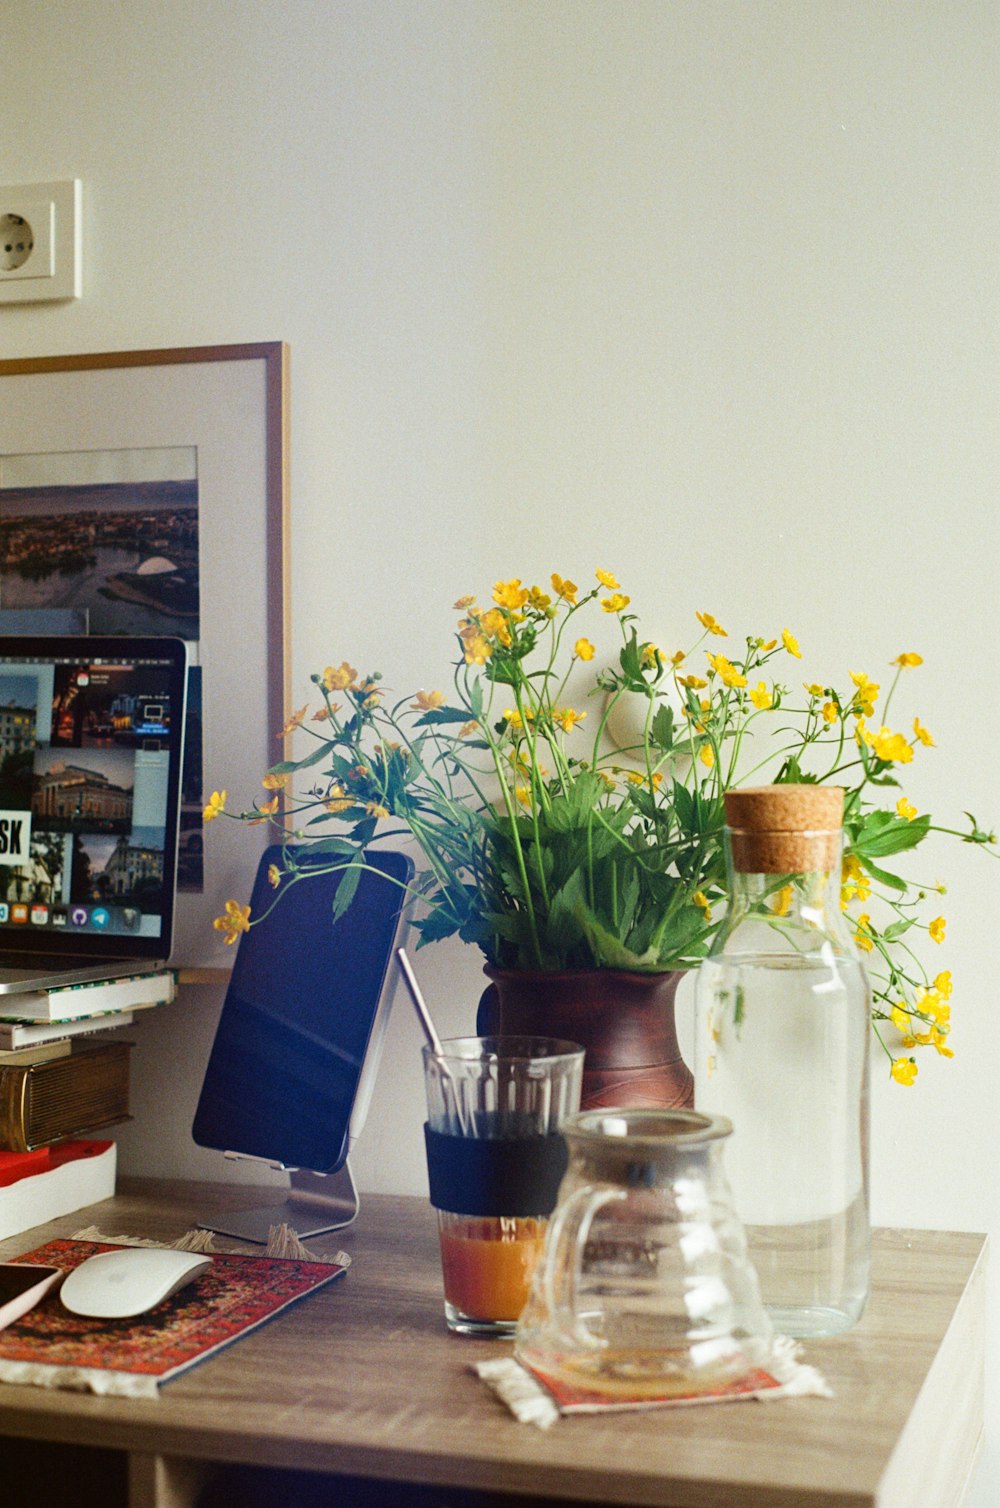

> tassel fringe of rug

[
  {"left": 475, "top": 1337, "right": 831, "bottom": 1429},
  {"left": 71, "top": 1223, "right": 350, "bottom": 1266}
]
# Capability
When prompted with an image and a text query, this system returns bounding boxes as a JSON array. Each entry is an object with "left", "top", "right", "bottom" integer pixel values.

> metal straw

[
  {"left": 395, "top": 948, "right": 469, "bottom": 1135},
  {"left": 396, "top": 947, "right": 444, "bottom": 1054}
]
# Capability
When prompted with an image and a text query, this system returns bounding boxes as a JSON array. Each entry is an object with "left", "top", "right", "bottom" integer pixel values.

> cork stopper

[{"left": 724, "top": 785, "right": 844, "bottom": 874}]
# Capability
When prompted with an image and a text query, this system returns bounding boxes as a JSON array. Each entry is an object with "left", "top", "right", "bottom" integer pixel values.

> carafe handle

[{"left": 542, "top": 1183, "right": 625, "bottom": 1350}]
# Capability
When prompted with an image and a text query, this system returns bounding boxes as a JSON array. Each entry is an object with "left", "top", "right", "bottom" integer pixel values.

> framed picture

[{"left": 0, "top": 343, "right": 289, "bottom": 967}]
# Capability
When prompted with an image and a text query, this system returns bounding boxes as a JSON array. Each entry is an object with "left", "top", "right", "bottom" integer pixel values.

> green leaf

[
  {"left": 852, "top": 811, "right": 930, "bottom": 858},
  {"left": 575, "top": 904, "right": 662, "bottom": 970},
  {"left": 414, "top": 707, "right": 475, "bottom": 727},
  {"left": 413, "top": 906, "right": 462, "bottom": 945},
  {"left": 301, "top": 837, "right": 358, "bottom": 856},
  {"left": 330, "top": 862, "right": 363, "bottom": 923},
  {"left": 671, "top": 779, "right": 695, "bottom": 834},
  {"left": 650, "top": 703, "right": 674, "bottom": 752},
  {"left": 856, "top": 854, "right": 907, "bottom": 893}
]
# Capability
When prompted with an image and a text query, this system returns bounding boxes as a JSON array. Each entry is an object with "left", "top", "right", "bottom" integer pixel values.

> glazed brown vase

[{"left": 477, "top": 967, "right": 694, "bottom": 1111}]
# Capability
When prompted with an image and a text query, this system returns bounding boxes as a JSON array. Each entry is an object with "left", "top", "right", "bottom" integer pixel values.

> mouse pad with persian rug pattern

[{"left": 0, "top": 1238, "right": 346, "bottom": 1396}]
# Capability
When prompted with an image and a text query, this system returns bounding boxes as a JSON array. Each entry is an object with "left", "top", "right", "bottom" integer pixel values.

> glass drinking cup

[{"left": 423, "top": 1035, "right": 584, "bottom": 1337}]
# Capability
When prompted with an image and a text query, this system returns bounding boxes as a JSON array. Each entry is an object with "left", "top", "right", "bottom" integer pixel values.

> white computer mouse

[{"left": 60, "top": 1248, "right": 213, "bottom": 1319}]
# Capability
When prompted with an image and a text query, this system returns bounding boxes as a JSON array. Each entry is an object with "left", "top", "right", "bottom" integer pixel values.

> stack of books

[{"left": 0, "top": 972, "right": 175, "bottom": 1240}]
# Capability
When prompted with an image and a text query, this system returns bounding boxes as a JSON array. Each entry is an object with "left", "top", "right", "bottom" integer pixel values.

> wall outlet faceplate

[{"left": 0, "top": 180, "right": 81, "bottom": 303}]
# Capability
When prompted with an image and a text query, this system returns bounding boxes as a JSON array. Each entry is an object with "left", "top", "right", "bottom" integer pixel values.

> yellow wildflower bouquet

[{"left": 208, "top": 570, "right": 996, "bottom": 1081}]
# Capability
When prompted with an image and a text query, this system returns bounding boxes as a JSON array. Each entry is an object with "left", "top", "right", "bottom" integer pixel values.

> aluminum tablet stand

[{"left": 197, "top": 1156, "right": 359, "bottom": 1243}]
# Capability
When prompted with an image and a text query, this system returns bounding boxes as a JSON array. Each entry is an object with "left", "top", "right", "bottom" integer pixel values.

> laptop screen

[{"left": 0, "top": 635, "right": 187, "bottom": 962}]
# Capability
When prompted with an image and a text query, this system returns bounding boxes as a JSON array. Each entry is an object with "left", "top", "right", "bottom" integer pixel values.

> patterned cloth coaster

[
  {"left": 0, "top": 1237, "right": 347, "bottom": 1397},
  {"left": 475, "top": 1338, "right": 832, "bottom": 1428}
]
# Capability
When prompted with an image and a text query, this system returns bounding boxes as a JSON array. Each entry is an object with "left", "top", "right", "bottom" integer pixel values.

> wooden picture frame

[{"left": 0, "top": 343, "right": 290, "bottom": 966}]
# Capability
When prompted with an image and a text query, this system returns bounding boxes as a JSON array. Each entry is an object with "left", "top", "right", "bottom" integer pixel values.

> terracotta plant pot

[{"left": 476, "top": 967, "right": 693, "bottom": 1111}]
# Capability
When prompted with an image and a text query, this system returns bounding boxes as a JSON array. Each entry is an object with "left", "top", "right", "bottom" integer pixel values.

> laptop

[{"left": 0, "top": 634, "right": 187, "bottom": 993}]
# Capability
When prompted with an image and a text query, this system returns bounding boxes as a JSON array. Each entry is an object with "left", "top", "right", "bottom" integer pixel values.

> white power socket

[{"left": 0, "top": 180, "right": 81, "bottom": 303}]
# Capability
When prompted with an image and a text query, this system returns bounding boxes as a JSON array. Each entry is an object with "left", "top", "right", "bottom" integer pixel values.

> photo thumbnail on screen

[{"left": 0, "top": 654, "right": 177, "bottom": 941}]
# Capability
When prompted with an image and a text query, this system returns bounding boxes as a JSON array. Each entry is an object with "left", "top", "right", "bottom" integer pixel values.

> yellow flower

[
  {"left": 640, "top": 643, "right": 661, "bottom": 667},
  {"left": 870, "top": 725, "right": 914, "bottom": 764},
  {"left": 693, "top": 890, "right": 712, "bottom": 921},
  {"left": 411, "top": 690, "right": 446, "bottom": 711},
  {"left": 913, "top": 717, "right": 935, "bottom": 747},
  {"left": 853, "top": 913, "right": 874, "bottom": 952},
  {"left": 849, "top": 671, "right": 880, "bottom": 717},
  {"left": 553, "top": 707, "right": 585, "bottom": 733},
  {"left": 934, "top": 970, "right": 953, "bottom": 999},
  {"left": 770, "top": 884, "right": 794, "bottom": 917},
  {"left": 493, "top": 578, "right": 529, "bottom": 611},
  {"left": 595, "top": 569, "right": 620, "bottom": 589},
  {"left": 749, "top": 681, "right": 773, "bottom": 711},
  {"left": 262, "top": 771, "right": 289, "bottom": 790},
  {"left": 896, "top": 796, "right": 918, "bottom": 821},
  {"left": 514, "top": 785, "right": 532, "bottom": 808},
  {"left": 202, "top": 789, "right": 226, "bottom": 823},
  {"left": 503, "top": 706, "right": 534, "bottom": 729},
  {"left": 706, "top": 653, "right": 748, "bottom": 689},
  {"left": 323, "top": 662, "right": 358, "bottom": 691},
  {"left": 325, "top": 784, "right": 353, "bottom": 814},
  {"left": 575, "top": 637, "right": 595, "bottom": 661},
  {"left": 267, "top": 864, "right": 281, "bottom": 888},
  {"left": 804, "top": 682, "right": 824, "bottom": 698},
  {"left": 626, "top": 769, "right": 663, "bottom": 789},
  {"left": 840, "top": 852, "right": 872, "bottom": 906},
  {"left": 213, "top": 900, "right": 251, "bottom": 946},
  {"left": 699, "top": 744, "right": 715, "bottom": 768},
  {"left": 892, "top": 652, "right": 923, "bottom": 668},
  {"left": 278, "top": 705, "right": 308, "bottom": 737},
  {"left": 781, "top": 628, "right": 801, "bottom": 659},
  {"left": 890, "top": 1057, "right": 918, "bottom": 1086},
  {"left": 931, "top": 1027, "right": 954, "bottom": 1058},
  {"left": 457, "top": 618, "right": 492, "bottom": 664},
  {"left": 478, "top": 607, "right": 512, "bottom": 645},
  {"left": 458, "top": 720, "right": 478, "bottom": 738},
  {"left": 822, "top": 701, "right": 838, "bottom": 724},
  {"left": 678, "top": 674, "right": 707, "bottom": 690},
  {"left": 365, "top": 801, "right": 390, "bottom": 819},
  {"left": 247, "top": 794, "right": 280, "bottom": 826},
  {"left": 696, "top": 611, "right": 727, "bottom": 637},
  {"left": 929, "top": 916, "right": 946, "bottom": 944},
  {"left": 550, "top": 573, "right": 578, "bottom": 603},
  {"left": 527, "top": 585, "right": 552, "bottom": 611},
  {"left": 890, "top": 1003, "right": 910, "bottom": 1033},
  {"left": 601, "top": 593, "right": 631, "bottom": 613},
  {"left": 311, "top": 705, "right": 335, "bottom": 722},
  {"left": 453, "top": 594, "right": 476, "bottom": 611}
]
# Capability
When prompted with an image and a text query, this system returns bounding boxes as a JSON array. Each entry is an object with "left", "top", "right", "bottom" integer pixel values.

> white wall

[{"left": 3, "top": 1, "right": 998, "bottom": 1497}]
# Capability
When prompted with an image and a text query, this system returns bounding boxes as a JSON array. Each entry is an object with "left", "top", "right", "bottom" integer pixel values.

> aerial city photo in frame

[{"left": 0, "top": 446, "right": 200, "bottom": 639}]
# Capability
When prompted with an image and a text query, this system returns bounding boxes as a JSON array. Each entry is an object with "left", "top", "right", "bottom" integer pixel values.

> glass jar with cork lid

[{"left": 693, "top": 784, "right": 871, "bottom": 1336}]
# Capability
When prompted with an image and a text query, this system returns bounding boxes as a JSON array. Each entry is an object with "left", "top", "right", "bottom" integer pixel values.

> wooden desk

[{"left": 0, "top": 1180, "right": 986, "bottom": 1508}]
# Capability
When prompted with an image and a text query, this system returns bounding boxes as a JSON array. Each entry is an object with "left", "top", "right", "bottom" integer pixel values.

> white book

[
  {"left": 0, "top": 1011, "right": 138, "bottom": 1051},
  {"left": 0, "top": 971, "right": 175, "bottom": 1023},
  {"left": 0, "top": 1140, "right": 116, "bottom": 1244}
]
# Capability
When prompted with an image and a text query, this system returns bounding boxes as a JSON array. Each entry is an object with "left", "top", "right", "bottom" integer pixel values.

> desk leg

[{"left": 129, "top": 1453, "right": 213, "bottom": 1508}]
